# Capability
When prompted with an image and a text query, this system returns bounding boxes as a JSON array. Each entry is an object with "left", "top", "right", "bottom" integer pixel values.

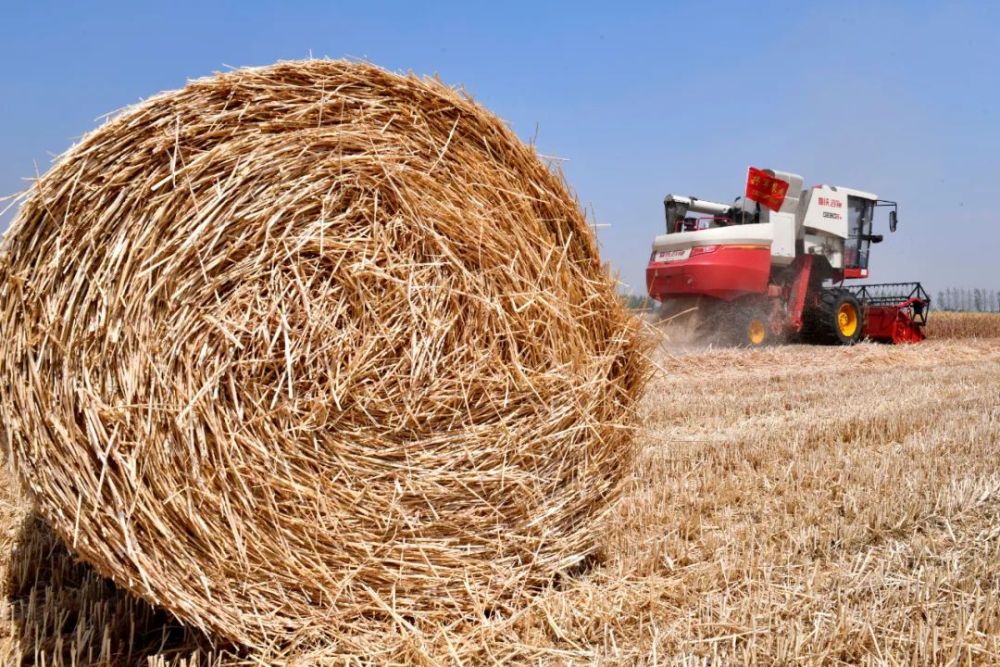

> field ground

[{"left": 1, "top": 313, "right": 998, "bottom": 665}]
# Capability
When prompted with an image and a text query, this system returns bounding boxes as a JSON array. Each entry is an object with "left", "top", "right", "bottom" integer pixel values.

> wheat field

[
  {"left": 926, "top": 312, "right": 1000, "bottom": 339},
  {"left": 1, "top": 313, "right": 998, "bottom": 665}
]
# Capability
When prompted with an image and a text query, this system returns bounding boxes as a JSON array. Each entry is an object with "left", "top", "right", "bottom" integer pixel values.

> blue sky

[{"left": 2, "top": 1, "right": 997, "bottom": 296}]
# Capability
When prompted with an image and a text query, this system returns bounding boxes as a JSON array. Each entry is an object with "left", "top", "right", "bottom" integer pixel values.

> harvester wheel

[
  {"left": 744, "top": 315, "right": 769, "bottom": 347},
  {"left": 804, "top": 289, "right": 863, "bottom": 345},
  {"left": 726, "top": 301, "right": 772, "bottom": 347}
]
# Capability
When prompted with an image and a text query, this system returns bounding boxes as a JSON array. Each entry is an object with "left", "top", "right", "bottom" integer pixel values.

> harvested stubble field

[{"left": 0, "top": 313, "right": 997, "bottom": 665}]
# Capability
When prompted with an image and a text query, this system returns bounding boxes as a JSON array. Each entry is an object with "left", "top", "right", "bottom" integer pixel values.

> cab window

[{"left": 845, "top": 196, "right": 874, "bottom": 270}]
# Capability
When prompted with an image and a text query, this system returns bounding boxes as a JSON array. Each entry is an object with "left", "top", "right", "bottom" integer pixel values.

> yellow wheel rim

[
  {"left": 837, "top": 303, "right": 858, "bottom": 337},
  {"left": 748, "top": 319, "right": 766, "bottom": 345}
]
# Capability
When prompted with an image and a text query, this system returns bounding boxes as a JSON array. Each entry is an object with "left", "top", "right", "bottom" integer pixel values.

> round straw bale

[{"left": 0, "top": 60, "right": 646, "bottom": 651}]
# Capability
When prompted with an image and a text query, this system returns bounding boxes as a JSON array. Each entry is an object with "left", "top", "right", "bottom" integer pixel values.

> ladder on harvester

[{"left": 843, "top": 282, "right": 930, "bottom": 343}]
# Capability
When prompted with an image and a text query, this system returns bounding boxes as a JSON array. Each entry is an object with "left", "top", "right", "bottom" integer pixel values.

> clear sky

[{"left": 2, "top": 1, "right": 997, "bottom": 297}]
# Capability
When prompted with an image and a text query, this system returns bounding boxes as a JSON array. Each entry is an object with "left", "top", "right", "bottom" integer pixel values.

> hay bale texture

[{"left": 0, "top": 60, "right": 645, "bottom": 651}]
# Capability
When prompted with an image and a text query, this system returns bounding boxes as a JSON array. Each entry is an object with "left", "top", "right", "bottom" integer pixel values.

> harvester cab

[{"left": 647, "top": 167, "right": 929, "bottom": 346}]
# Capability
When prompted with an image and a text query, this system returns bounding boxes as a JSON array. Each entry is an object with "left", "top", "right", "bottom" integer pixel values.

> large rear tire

[
  {"left": 720, "top": 298, "right": 773, "bottom": 347},
  {"left": 733, "top": 308, "right": 771, "bottom": 347},
  {"left": 803, "top": 289, "right": 863, "bottom": 345},
  {"left": 746, "top": 316, "right": 768, "bottom": 347}
]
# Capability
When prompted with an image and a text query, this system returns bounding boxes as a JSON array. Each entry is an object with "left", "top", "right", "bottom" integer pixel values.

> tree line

[
  {"left": 620, "top": 293, "right": 656, "bottom": 311},
  {"left": 935, "top": 288, "right": 1000, "bottom": 312}
]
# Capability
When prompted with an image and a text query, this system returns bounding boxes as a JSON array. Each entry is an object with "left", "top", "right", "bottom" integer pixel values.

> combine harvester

[{"left": 646, "top": 167, "right": 930, "bottom": 345}]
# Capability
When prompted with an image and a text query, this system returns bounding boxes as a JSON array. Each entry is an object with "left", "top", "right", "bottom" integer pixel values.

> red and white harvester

[{"left": 646, "top": 167, "right": 929, "bottom": 345}]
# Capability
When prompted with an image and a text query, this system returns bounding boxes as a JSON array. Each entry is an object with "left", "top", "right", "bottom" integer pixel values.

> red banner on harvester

[{"left": 745, "top": 167, "right": 789, "bottom": 211}]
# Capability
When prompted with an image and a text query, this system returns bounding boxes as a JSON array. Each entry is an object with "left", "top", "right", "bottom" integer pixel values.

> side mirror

[{"left": 889, "top": 210, "right": 898, "bottom": 232}]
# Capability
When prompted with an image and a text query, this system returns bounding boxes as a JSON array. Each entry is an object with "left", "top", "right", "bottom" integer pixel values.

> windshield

[{"left": 845, "top": 196, "right": 874, "bottom": 270}]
